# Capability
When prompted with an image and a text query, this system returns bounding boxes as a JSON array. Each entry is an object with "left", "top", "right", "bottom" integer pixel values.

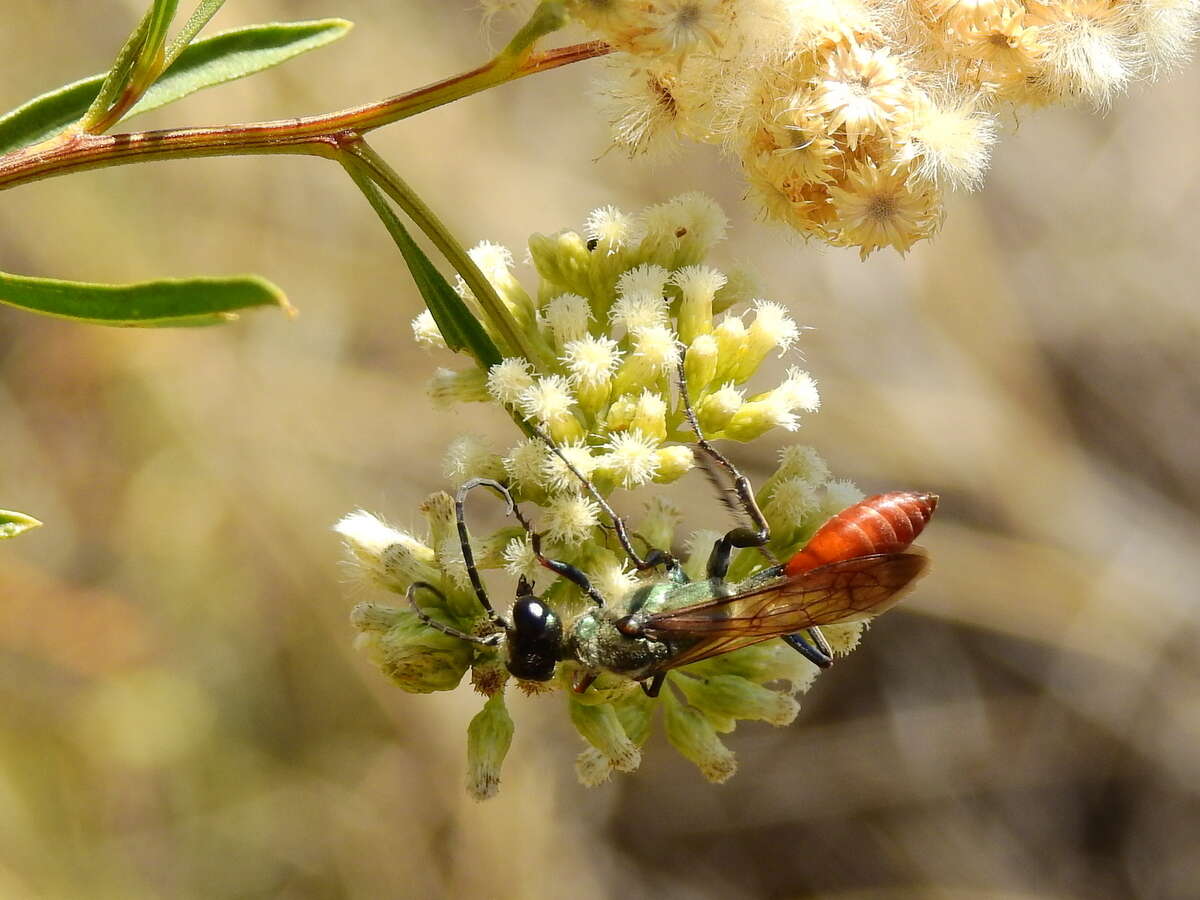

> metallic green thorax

[{"left": 565, "top": 565, "right": 784, "bottom": 681}]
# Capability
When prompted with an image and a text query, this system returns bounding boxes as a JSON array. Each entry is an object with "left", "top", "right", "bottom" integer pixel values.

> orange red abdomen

[{"left": 784, "top": 491, "right": 938, "bottom": 577}]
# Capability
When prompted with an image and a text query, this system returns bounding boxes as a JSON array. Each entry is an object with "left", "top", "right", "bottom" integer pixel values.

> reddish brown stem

[{"left": 0, "top": 40, "right": 611, "bottom": 191}]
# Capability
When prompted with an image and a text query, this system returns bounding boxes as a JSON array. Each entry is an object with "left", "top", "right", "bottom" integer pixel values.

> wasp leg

[
  {"left": 463, "top": 475, "right": 608, "bottom": 607},
  {"left": 644, "top": 548, "right": 686, "bottom": 583},
  {"left": 406, "top": 581, "right": 502, "bottom": 647},
  {"left": 504, "top": 494, "right": 608, "bottom": 608},
  {"left": 573, "top": 671, "right": 598, "bottom": 694},
  {"left": 782, "top": 629, "right": 833, "bottom": 669},
  {"left": 640, "top": 673, "right": 666, "bottom": 698},
  {"left": 528, "top": 421, "right": 676, "bottom": 574},
  {"left": 674, "top": 359, "right": 771, "bottom": 581}
]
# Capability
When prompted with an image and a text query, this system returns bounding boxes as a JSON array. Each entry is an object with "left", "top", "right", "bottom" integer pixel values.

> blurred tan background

[{"left": 2, "top": 2, "right": 1199, "bottom": 898}]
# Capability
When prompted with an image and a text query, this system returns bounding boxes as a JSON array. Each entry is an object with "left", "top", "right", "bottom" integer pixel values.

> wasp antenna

[{"left": 455, "top": 480, "right": 514, "bottom": 629}]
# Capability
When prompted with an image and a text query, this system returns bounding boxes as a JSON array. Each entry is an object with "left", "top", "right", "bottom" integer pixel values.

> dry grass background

[{"left": 2, "top": 2, "right": 1199, "bottom": 898}]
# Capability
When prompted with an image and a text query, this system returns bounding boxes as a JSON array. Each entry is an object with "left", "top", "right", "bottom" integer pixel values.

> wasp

[{"left": 406, "top": 362, "right": 937, "bottom": 697}]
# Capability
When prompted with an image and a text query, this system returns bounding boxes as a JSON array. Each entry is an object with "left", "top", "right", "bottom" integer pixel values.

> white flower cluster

[
  {"left": 414, "top": 193, "right": 820, "bottom": 568},
  {"left": 343, "top": 194, "right": 873, "bottom": 797}
]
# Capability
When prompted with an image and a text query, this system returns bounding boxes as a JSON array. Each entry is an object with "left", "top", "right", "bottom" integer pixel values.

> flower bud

[
  {"left": 687, "top": 643, "right": 820, "bottom": 694},
  {"left": 503, "top": 437, "right": 550, "bottom": 496},
  {"left": 663, "top": 690, "right": 737, "bottom": 783},
  {"left": 469, "top": 241, "right": 536, "bottom": 330},
  {"left": 411, "top": 309, "right": 449, "bottom": 351},
  {"left": 697, "top": 384, "right": 743, "bottom": 433},
  {"left": 672, "top": 265, "right": 726, "bottom": 344},
  {"left": 486, "top": 358, "right": 535, "bottom": 407},
  {"left": 545, "top": 293, "right": 592, "bottom": 348},
  {"left": 720, "top": 399, "right": 783, "bottom": 442},
  {"left": 443, "top": 436, "right": 506, "bottom": 487},
  {"left": 764, "top": 476, "right": 820, "bottom": 540},
  {"left": 612, "top": 264, "right": 670, "bottom": 333},
  {"left": 820, "top": 621, "right": 866, "bottom": 655},
  {"left": 631, "top": 390, "right": 668, "bottom": 441},
  {"left": 712, "top": 266, "right": 760, "bottom": 315},
  {"left": 605, "top": 394, "right": 636, "bottom": 432},
  {"left": 428, "top": 367, "right": 490, "bottom": 408},
  {"left": 642, "top": 193, "right": 729, "bottom": 268},
  {"left": 529, "top": 230, "right": 592, "bottom": 298},
  {"left": 568, "top": 696, "right": 641, "bottom": 773},
  {"left": 542, "top": 492, "right": 602, "bottom": 544},
  {"left": 563, "top": 334, "right": 621, "bottom": 417},
  {"left": 684, "top": 334, "right": 719, "bottom": 396},
  {"left": 354, "top": 609, "right": 472, "bottom": 694},
  {"left": 712, "top": 316, "right": 749, "bottom": 384},
  {"left": 652, "top": 445, "right": 696, "bottom": 484},
  {"left": 611, "top": 325, "right": 679, "bottom": 398},
  {"left": 348, "top": 601, "right": 406, "bottom": 633},
  {"left": 674, "top": 673, "right": 800, "bottom": 726},
  {"left": 728, "top": 301, "right": 801, "bottom": 382},
  {"left": 335, "top": 511, "right": 439, "bottom": 592},
  {"left": 467, "top": 692, "right": 515, "bottom": 801},
  {"left": 541, "top": 440, "right": 598, "bottom": 493},
  {"left": 585, "top": 204, "right": 643, "bottom": 255},
  {"left": 639, "top": 496, "right": 681, "bottom": 553},
  {"left": 419, "top": 491, "right": 456, "bottom": 553},
  {"left": 614, "top": 689, "right": 655, "bottom": 745},
  {"left": 597, "top": 430, "right": 661, "bottom": 488},
  {"left": 575, "top": 747, "right": 614, "bottom": 787}
]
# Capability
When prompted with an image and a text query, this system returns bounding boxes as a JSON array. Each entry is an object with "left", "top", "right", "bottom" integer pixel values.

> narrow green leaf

[
  {"left": 345, "top": 164, "right": 501, "bottom": 368},
  {"left": 0, "top": 19, "right": 352, "bottom": 155},
  {"left": 81, "top": 0, "right": 180, "bottom": 132},
  {"left": 0, "top": 510, "right": 42, "bottom": 539},
  {"left": 144, "top": 0, "right": 182, "bottom": 67},
  {"left": 0, "top": 76, "right": 104, "bottom": 156},
  {"left": 0, "top": 269, "right": 293, "bottom": 327},
  {"left": 130, "top": 19, "right": 353, "bottom": 117},
  {"left": 164, "top": 0, "right": 229, "bottom": 65}
]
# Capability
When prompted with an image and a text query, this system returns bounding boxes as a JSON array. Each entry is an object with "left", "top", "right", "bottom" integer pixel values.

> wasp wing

[{"left": 642, "top": 552, "right": 928, "bottom": 671}]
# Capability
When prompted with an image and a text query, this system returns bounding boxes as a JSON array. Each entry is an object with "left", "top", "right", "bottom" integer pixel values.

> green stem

[
  {"left": 0, "top": 40, "right": 609, "bottom": 192},
  {"left": 342, "top": 140, "right": 548, "bottom": 367}
]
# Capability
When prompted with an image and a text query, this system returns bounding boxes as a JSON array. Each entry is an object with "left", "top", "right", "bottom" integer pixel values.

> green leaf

[
  {"left": 345, "top": 166, "right": 502, "bottom": 368},
  {"left": 0, "top": 510, "right": 42, "bottom": 539},
  {"left": 398, "top": 226, "right": 503, "bottom": 368},
  {"left": 0, "top": 269, "right": 293, "bottom": 327},
  {"left": 164, "top": 0, "right": 229, "bottom": 65},
  {"left": 0, "top": 19, "right": 352, "bottom": 155},
  {"left": 0, "top": 76, "right": 104, "bottom": 156},
  {"left": 130, "top": 19, "right": 353, "bottom": 117}
]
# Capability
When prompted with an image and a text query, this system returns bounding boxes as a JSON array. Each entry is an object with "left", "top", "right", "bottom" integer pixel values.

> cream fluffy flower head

[{"left": 559, "top": 0, "right": 1199, "bottom": 256}]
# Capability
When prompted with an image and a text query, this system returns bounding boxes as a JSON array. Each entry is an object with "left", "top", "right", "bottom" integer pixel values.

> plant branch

[{"left": 0, "top": 41, "right": 609, "bottom": 192}]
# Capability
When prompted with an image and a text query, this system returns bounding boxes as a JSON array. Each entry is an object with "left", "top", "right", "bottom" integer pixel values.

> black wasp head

[{"left": 504, "top": 594, "right": 563, "bottom": 682}]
